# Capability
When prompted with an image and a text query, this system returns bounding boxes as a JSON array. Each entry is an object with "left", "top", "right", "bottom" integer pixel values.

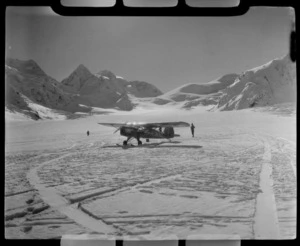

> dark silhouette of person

[
  {"left": 87, "top": 130, "right": 90, "bottom": 136},
  {"left": 191, "top": 123, "right": 195, "bottom": 137}
]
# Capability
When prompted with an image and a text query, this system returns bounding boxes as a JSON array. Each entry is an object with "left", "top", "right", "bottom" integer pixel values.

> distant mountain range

[
  {"left": 5, "top": 54, "right": 296, "bottom": 120},
  {"left": 5, "top": 58, "right": 163, "bottom": 119},
  {"left": 156, "top": 54, "right": 296, "bottom": 111}
]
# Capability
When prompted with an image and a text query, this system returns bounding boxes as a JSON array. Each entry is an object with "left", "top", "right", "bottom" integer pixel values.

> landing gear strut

[
  {"left": 123, "top": 137, "right": 132, "bottom": 146},
  {"left": 122, "top": 136, "right": 142, "bottom": 146},
  {"left": 137, "top": 132, "right": 142, "bottom": 145}
]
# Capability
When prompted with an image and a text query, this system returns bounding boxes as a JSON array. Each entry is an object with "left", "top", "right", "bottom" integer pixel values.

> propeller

[
  {"left": 113, "top": 121, "right": 128, "bottom": 134},
  {"left": 113, "top": 127, "right": 121, "bottom": 134}
]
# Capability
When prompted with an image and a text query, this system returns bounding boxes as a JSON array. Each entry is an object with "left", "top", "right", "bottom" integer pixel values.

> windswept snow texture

[
  {"left": 215, "top": 55, "right": 296, "bottom": 111},
  {"left": 5, "top": 107, "right": 296, "bottom": 239}
]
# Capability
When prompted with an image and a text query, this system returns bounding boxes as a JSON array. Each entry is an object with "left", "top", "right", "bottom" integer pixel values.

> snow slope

[
  {"left": 155, "top": 55, "right": 296, "bottom": 111},
  {"left": 6, "top": 58, "right": 47, "bottom": 77},
  {"left": 157, "top": 74, "right": 239, "bottom": 108},
  {"left": 5, "top": 59, "right": 89, "bottom": 120},
  {"left": 215, "top": 55, "right": 296, "bottom": 110}
]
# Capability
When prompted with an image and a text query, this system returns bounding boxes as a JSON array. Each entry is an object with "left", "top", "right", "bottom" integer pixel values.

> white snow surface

[{"left": 5, "top": 106, "right": 296, "bottom": 239}]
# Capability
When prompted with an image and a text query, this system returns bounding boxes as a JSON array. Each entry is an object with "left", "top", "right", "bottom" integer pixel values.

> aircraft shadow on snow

[{"left": 102, "top": 141, "right": 203, "bottom": 149}]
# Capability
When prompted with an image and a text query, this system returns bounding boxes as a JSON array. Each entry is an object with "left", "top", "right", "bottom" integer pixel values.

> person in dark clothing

[
  {"left": 190, "top": 123, "right": 195, "bottom": 137},
  {"left": 87, "top": 130, "right": 90, "bottom": 136}
]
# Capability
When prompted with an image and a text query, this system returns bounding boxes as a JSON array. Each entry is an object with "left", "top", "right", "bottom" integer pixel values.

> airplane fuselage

[{"left": 120, "top": 126, "right": 176, "bottom": 139}]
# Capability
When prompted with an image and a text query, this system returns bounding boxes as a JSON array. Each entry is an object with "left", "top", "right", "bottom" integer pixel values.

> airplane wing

[
  {"left": 98, "top": 123, "right": 127, "bottom": 128},
  {"left": 98, "top": 121, "right": 190, "bottom": 129},
  {"left": 141, "top": 122, "right": 190, "bottom": 128},
  {"left": 98, "top": 122, "right": 145, "bottom": 129}
]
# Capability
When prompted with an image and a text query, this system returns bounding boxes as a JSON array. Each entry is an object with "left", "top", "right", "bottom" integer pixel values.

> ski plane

[{"left": 98, "top": 121, "right": 190, "bottom": 146}]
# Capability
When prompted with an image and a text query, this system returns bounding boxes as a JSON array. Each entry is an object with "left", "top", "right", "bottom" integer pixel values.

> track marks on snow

[
  {"left": 22, "top": 129, "right": 296, "bottom": 238},
  {"left": 253, "top": 137, "right": 280, "bottom": 239},
  {"left": 26, "top": 152, "right": 117, "bottom": 234}
]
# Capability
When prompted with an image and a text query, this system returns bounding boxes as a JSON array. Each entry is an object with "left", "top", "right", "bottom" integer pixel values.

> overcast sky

[{"left": 6, "top": 6, "right": 293, "bottom": 92}]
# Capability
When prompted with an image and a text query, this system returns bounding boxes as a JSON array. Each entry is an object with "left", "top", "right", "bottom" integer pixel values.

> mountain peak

[
  {"left": 76, "top": 64, "right": 89, "bottom": 71},
  {"left": 66, "top": 64, "right": 93, "bottom": 80},
  {"left": 5, "top": 58, "right": 47, "bottom": 77},
  {"left": 72, "top": 64, "right": 92, "bottom": 76},
  {"left": 98, "top": 70, "right": 116, "bottom": 80},
  {"left": 217, "top": 73, "right": 239, "bottom": 83},
  {"left": 61, "top": 64, "right": 93, "bottom": 89}
]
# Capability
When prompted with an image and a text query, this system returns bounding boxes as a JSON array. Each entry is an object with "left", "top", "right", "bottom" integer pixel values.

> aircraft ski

[{"left": 116, "top": 143, "right": 161, "bottom": 149}]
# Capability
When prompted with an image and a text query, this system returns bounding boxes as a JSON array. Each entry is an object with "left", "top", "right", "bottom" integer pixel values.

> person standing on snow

[
  {"left": 190, "top": 123, "right": 195, "bottom": 137},
  {"left": 87, "top": 130, "right": 90, "bottom": 136}
]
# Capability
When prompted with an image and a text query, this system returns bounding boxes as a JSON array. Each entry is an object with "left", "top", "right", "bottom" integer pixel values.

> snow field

[{"left": 5, "top": 108, "right": 296, "bottom": 239}]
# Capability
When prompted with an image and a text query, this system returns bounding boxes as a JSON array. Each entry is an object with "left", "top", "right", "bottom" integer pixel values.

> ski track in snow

[
  {"left": 26, "top": 153, "right": 116, "bottom": 235},
  {"left": 5, "top": 127, "right": 296, "bottom": 239},
  {"left": 253, "top": 136, "right": 279, "bottom": 239}
]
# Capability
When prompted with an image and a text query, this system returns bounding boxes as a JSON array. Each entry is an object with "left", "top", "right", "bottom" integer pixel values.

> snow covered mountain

[
  {"left": 156, "top": 54, "right": 296, "bottom": 111},
  {"left": 5, "top": 58, "right": 163, "bottom": 119},
  {"left": 61, "top": 64, "right": 94, "bottom": 93},
  {"left": 60, "top": 65, "right": 163, "bottom": 110},
  {"left": 5, "top": 58, "right": 89, "bottom": 120},
  {"left": 5, "top": 54, "right": 296, "bottom": 121},
  {"left": 215, "top": 55, "right": 296, "bottom": 110},
  {"left": 6, "top": 58, "right": 47, "bottom": 77},
  {"left": 155, "top": 73, "right": 239, "bottom": 108},
  {"left": 61, "top": 66, "right": 162, "bottom": 98}
]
